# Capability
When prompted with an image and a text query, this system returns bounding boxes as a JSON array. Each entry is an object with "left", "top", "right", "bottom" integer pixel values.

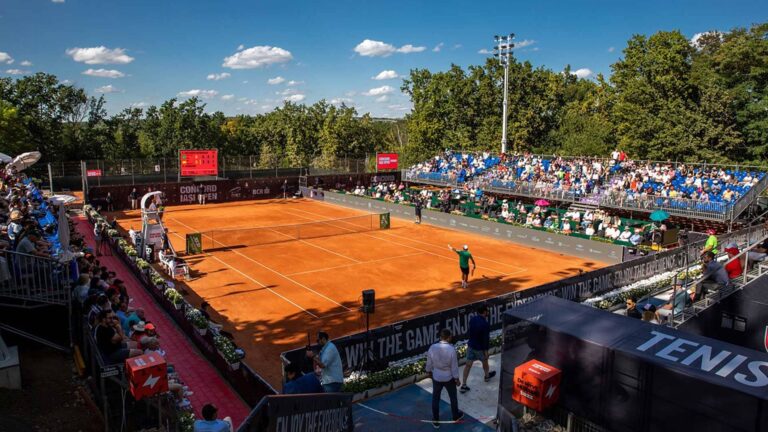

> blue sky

[{"left": 0, "top": 0, "right": 765, "bottom": 118}]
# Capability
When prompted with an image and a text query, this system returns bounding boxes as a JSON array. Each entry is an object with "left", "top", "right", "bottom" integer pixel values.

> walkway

[{"left": 74, "top": 216, "right": 251, "bottom": 426}]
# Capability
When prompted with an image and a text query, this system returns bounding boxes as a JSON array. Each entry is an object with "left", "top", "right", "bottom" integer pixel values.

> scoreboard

[{"left": 180, "top": 149, "right": 218, "bottom": 177}]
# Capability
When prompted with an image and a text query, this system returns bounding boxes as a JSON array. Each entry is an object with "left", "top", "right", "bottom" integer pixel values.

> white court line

[
  {"left": 169, "top": 217, "right": 353, "bottom": 312},
  {"left": 279, "top": 206, "right": 517, "bottom": 276},
  {"left": 310, "top": 199, "right": 529, "bottom": 272},
  {"left": 285, "top": 251, "right": 424, "bottom": 277},
  {"left": 257, "top": 225, "right": 361, "bottom": 264},
  {"left": 166, "top": 231, "right": 319, "bottom": 319}
]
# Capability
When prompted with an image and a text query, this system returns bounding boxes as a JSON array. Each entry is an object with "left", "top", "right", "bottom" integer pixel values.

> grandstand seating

[{"left": 405, "top": 151, "right": 768, "bottom": 221}]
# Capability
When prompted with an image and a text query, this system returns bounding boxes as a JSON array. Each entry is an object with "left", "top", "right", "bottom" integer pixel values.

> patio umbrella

[
  {"left": 0, "top": 152, "right": 11, "bottom": 164},
  {"left": 49, "top": 194, "right": 77, "bottom": 206},
  {"left": 9, "top": 151, "right": 42, "bottom": 171},
  {"left": 650, "top": 210, "right": 670, "bottom": 222},
  {"left": 534, "top": 199, "right": 550, "bottom": 206}
]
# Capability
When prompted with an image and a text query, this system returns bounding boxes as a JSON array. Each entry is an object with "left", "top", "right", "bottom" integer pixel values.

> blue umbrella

[{"left": 650, "top": 210, "right": 669, "bottom": 221}]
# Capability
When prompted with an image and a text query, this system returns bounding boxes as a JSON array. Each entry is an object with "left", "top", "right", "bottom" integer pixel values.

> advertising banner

[
  {"left": 237, "top": 393, "right": 354, "bottom": 432},
  {"left": 376, "top": 153, "right": 398, "bottom": 170},
  {"left": 186, "top": 233, "right": 202, "bottom": 255},
  {"left": 86, "top": 169, "right": 103, "bottom": 177},
  {"left": 180, "top": 149, "right": 218, "bottom": 177}
]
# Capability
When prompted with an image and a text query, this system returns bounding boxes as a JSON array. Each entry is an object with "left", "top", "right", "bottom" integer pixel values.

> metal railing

[
  {"left": 731, "top": 172, "right": 768, "bottom": 220},
  {"left": 669, "top": 226, "right": 768, "bottom": 327},
  {"left": 0, "top": 249, "right": 72, "bottom": 306},
  {"left": 402, "top": 169, "right": 758, "bottom": 222}
]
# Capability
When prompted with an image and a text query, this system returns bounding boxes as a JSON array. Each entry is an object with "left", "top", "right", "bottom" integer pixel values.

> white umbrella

[
  {"left": 48, "top": 194, "right": 77, "bottom": 206},
  {"left": 0, "top": 153, "right": 11, "bottom": 164},
  {"left": 9, "top": 151, "right": 42, "bottom": 171}
]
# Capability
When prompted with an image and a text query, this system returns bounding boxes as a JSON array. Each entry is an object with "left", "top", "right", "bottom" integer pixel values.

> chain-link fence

[{"left": 47, "top": 154, "right": 377, "bottom": 191}]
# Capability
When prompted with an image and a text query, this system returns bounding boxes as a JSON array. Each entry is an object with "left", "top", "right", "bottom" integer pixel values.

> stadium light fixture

[{"left": 489, "top": 33, "right": 515, "bottom": 154}]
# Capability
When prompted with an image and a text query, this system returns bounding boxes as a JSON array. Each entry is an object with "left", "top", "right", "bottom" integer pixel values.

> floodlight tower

[{"left": 493, "top": 34, "right": 514, "bottom": 154}]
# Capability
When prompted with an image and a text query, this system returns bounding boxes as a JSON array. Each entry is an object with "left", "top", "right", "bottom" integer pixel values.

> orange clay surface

[{"left": 111, "top": 198, "right": 606, "bottom": 386}]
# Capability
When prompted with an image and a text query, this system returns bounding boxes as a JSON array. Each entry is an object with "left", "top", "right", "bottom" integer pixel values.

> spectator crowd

[{"left": 406, "top": 150, "right": 766, "bottom": 212}]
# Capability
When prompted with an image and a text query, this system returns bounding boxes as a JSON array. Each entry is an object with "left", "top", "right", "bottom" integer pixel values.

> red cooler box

[
  {"left": 512, "top": 359, "right": 562, "bottom": 411},
  {"left": 125, "top": 353, "right": 168, "bottom": 400}
]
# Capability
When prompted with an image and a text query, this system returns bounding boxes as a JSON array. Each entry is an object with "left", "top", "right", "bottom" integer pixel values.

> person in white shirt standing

[{"left": 426, "top": 328, "right": 464, "bottom": 428}]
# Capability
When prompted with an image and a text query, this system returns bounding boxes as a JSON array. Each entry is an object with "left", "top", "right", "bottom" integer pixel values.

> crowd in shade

[
  {"left": 407, "top": 150, "right": 765, "bottom": 207},
  {"left": 0, "top": 151, "right": 204, "bottom": 414}
]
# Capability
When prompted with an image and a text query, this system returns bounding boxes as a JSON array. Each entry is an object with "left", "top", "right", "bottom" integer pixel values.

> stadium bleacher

[{"left": 405, "top": 151, "right": 767, "bottom": 220}]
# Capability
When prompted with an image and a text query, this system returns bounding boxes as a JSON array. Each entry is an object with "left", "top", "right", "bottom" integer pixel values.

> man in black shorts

[
  {"left": 448, "top": 244, "right": 476, "bottom": 289},
  {"left": 414, "top": 196, "right": 423, "bottom": 224}
]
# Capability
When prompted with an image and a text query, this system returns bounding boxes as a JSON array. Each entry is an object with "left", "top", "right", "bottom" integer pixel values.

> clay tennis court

[{"left": 112, "top": 198, "right": 606, "bottom": 386}]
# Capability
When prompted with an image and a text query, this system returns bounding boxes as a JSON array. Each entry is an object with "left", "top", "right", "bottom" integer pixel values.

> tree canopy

[{"left": 1, "top": 22, "right": 766, "bottom": 167}]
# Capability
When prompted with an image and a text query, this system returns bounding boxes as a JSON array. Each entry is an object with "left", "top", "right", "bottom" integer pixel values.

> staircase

[{"left": 672, "top": 262, "right": 768, "bottom": 327}]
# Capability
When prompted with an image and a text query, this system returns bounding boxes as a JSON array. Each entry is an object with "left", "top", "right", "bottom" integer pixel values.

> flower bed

[
  {"left": 83, "top": 205, "right": 276, "bottom": 406},
  {"left": 342, "top": 332, "right": 503, "bottom": 397}
]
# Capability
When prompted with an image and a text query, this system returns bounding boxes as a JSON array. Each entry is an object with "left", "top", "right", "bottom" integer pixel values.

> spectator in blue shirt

[
  {"left": 460, "top": 305, "right": 496, "bottom": 393},
  {"left": 283, "top": 362, "right": 324, "bottom": 394},
  {"left": 306, "top": 331, "right": 344, "bottom": 393},
  {"left": 193, "top": 404, "right": 232, "bottom": 432}
]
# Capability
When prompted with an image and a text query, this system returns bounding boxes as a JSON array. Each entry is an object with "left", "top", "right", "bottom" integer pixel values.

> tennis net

[{"left": 199, "top": 213, "right": 388, "bottom": 251}]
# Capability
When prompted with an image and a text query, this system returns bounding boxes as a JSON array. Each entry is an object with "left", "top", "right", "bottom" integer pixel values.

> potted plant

[
  {"left": 151, "top": 273, "right": 167, "bottom": 290},
  {"left": 186, "top": 308, "right": 209, "bottom": 336},
  {"left": 164, "top": 287, "right": 183, "bottom": 310},
  {"left": 213, "top": 335, "right": 242, "bottom": 370},
  {"left": 136, "top": 258, "right": 150, "bottom": 270},
  {"left": 177, "top": 411, "right": 195, "bottom": 432}
]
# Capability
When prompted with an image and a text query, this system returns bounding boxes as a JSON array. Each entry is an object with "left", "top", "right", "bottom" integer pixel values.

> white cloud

[
  {"left": 478, "top": 48, "right": 492, "bottom": 55},
  {"left": 286, "top": 80, "right": 304, "bottom": 86},
  {"left": 608, "top": 46, "right": 615, "bottom": 53},
  {"left": 452, "top": 44, "right": 462, "bottom": 50},
  {"left": 206, "top": 72, "right": 231, "bottom": 81},
  {"left": 95, "top": 85, "right": 120, "bottom": 93},
  {"left": 432, "top": 42, "right": 444, "bottom": 52},
  {"left": 571, "top": 68, "right": 593, "bottom": 79},
  {"left": 177, "top": 89, "right": 219, "bottom": 99},
  {"left": 0, "top": 52, "right": 13, "bottom": 64},
  {"left": 354, "top": 39, "right": 426, "bottom": 57},
  {"left": 345, "top": 91, "right": 356, "bottom": 97},
  {"left": 373, "top": 70, "right": 398, "bottom": 80},
  {"left": 61, "top": 79, "right": 72, "bottom": 84},
  {"left": 279, "top": 88, "right": 301, "bottom": 96},
  {"left": 514, "top": 39, "right": 535, "bottom": 49},
  {"left": 221, "top": 94, "right": 235, "bottom": 101},
  {"left": 354, "top": 39, "right": 397, "bottom": 57},
  {"left": 388, "top": 104, "right": 410, "bottom": 111},
  {"left": 237, "top": 44, "right": 245, "bottom": 51},
  {"left": 330, "top": 98, "right": 354, "bottom": 105},
  {"left": 397, "top": 44, "right": 426, "bottom": 53},
  {"left": 52, "top": 0, "right": 65, "bottom": 3},
  {"left": 285, "top": 94, "right": 306, "bottom": 103},
  {"left": 375, "top": 95, "right": 389, "bottom": 103},
  {"left": 267, "top": 76, "right": 285, "bottom": 85},
  {"left": 20, "top": 60, "right": 32, "bottom": 66},
  {"left": 66, "top": 46, "right": 134, "bottom": 64},
  {"left": 363, "top": 85, "right": 394, "bottom": 96},
  {"left": 83, "top": 68, "right": 125, "bottom": 78},
  {"left": 238, "top": 97, "right": 248, "bottom": 102},
  {"left": 222, "top": 46, "right": 292, "bottom": 69},
  {"left": 130, "top": 102, "right": 148, "bottom": 108},
  {"left": 242, "top": 80, "right": 248, "bottom": 84},
  {"left": 260, "top": 104, "right": 273, "bottom": 111},
  {"left": 5, "top": 69, "right": 28, "bottom": 75}
]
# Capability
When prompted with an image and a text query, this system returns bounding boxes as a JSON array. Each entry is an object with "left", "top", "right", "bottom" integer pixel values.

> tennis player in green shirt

[{"left": 448, "top": 244, "right": 476, "bottom": 288}]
